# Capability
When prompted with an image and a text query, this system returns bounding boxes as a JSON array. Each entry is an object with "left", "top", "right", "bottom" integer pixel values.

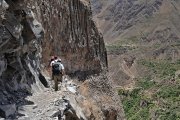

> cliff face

[
  {"left": 0, "top": 0, "right": 50, "bottom": 118},
  {"left": 1, "top": 0, "right": 108, "bottom": 80},
  {"left": 33, "top": 0, "right": 107, "bottom": 79},
  {"left": 0, "top": 0, "right": 45, "bottom": 106}
]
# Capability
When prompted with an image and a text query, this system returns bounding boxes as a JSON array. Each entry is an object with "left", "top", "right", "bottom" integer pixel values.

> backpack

[{"left": 52, "top": 61, "right": 62, "bottom": 75}]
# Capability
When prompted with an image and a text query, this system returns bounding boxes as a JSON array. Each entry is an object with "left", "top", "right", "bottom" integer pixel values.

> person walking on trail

[
  {"left": 51, "top": 58, "right": 65, "bottom": 91},
  {"left": 49, "top": 56, "right": 57, "bottom": 80}
]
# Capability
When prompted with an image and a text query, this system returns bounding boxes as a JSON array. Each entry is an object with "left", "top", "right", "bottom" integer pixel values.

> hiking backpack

[{"left": 52, "top": 61, "right": 62, "bottom": 75}]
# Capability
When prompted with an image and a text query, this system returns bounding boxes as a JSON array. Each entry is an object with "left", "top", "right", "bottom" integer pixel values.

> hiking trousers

[{"left": 53, "top": 74, "right": 63, "bottom": 91}]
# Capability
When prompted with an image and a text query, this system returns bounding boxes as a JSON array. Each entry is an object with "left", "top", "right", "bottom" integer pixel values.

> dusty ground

[{"left": 16, "top": 77, "right": 85, "bottom": 120}]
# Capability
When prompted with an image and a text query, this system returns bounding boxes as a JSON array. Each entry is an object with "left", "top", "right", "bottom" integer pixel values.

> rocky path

[{"left": 17, "top": 77, "right": 86, "bottom": 120}]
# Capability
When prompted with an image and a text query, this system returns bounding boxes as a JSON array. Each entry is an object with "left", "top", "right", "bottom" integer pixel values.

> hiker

[
  {"left": 49, "top": 56, "right": 58, "bottom": 80},
  {"left": 51, "top": 58, "right": 65, "bottom": 91}
]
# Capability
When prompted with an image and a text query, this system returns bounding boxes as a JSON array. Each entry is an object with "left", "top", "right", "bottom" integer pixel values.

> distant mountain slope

[
  {"left": 91, "top": 0, "right": 180, "bottom": 44},
  {"left": 91, "top": 0, "right": 180, "bottom": 119},
  {"left": 91, "top": 0, "right": 180, "bottom": 85}
]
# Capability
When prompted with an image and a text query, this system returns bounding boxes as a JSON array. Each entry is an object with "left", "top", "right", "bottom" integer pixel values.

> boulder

[{"left": 0, "top": 104, "right": 16, "bottom": 118}]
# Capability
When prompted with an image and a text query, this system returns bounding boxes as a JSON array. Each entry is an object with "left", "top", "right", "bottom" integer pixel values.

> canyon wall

[
  {"left": 0, "top": 0, "right": 111, "bottom": 119},
  {"left": 32, "top": 0, "right": 108, "bottom": 79}
]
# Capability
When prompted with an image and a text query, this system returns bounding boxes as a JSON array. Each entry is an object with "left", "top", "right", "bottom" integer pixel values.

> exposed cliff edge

[{"left": 0, "top": 0, "right": 122, "bottom": 119}]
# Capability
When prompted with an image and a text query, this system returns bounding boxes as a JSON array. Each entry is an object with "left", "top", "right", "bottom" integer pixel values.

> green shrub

[
  {"left": 121, "top": 59, "right": 180, "bottom": 120},
  {"left": 176, "top": 59, "right": 180, "bottom": 64},
  {"left": 155, "top": 85, "right": 180, "bottom": 99},
  {"left": 137, "top": 77, "right": 155, "bottom": 90},
  {"left": 138, "top": 59, "right": 180, "bottom": 78},
  {"left": 130, "top": 107, "right": 150, "bottom": 120},
  {"left": 106, "top": 45, "right": 136, "bottom": 54},
  {"left": 130, "top": 88, "right": 141, "bottom": 98},
  {"left": 118, "top": 89, "right": 129, "bottom": 96},
  {"left": 156, "top": 108, "right": 180, "bottom": 120},
  {"left": 122, "top": 97, "right": 141, "bottom": 119}
]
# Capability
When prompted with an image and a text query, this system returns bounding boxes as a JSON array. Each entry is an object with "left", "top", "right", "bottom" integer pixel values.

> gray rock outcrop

[{"left": 0, "top": 0, "right": 45, "bottom": 118}]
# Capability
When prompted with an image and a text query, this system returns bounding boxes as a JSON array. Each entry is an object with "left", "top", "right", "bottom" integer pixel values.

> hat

[
  {"left": 51, "top": 56, "right": 54, "bottom": 59},
  {"left": 57, "top": 58, "right": 61, "bottom": 62}
]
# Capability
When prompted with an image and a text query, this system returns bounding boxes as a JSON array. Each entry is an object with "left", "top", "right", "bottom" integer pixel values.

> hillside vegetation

[{"left": 119, "top": 59, "right": 180, "bottom": 119}]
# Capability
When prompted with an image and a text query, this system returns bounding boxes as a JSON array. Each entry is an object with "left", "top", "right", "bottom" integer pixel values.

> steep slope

[{"left": 91, "top": 0, "right": 180, "bottom": 119}]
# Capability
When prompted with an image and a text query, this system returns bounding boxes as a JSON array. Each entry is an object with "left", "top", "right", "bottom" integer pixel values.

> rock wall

[
  {"left": 28, "top": 0, "right": 108, "bottom": 79},
  {"left": 0, "top": 0, "right": 46, "bottom": 118},
  {"left": 0, "top": 0, "right": 108, "bottom": 119}
]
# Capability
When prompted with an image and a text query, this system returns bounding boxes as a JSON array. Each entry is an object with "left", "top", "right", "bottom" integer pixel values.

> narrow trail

[{"left": 17, "top": 76, "right": 85, "bottom": 120}]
